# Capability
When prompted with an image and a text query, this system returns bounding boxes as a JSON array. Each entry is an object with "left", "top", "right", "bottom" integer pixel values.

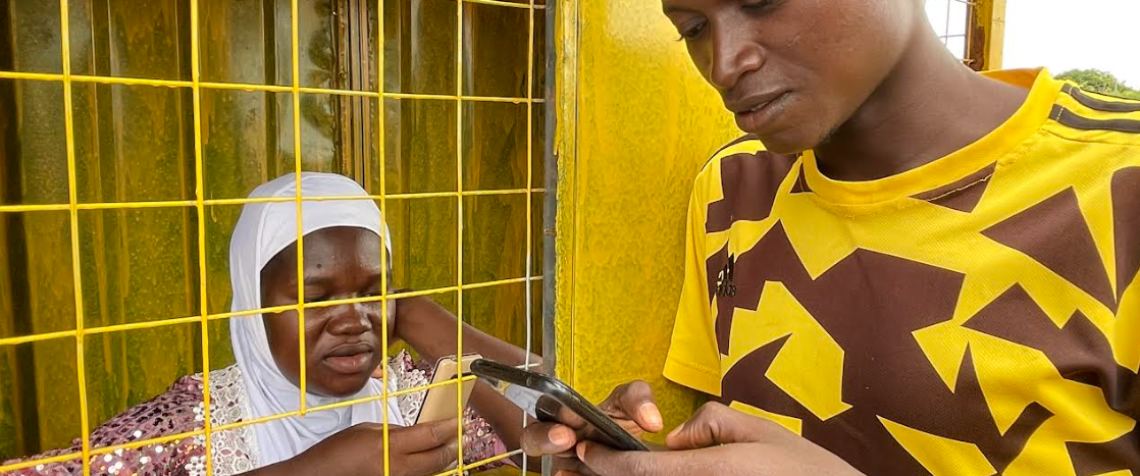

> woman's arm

[
  {"left": 393, "top": 294, "right": 542, "bottom": 467},
  {"left": 393, "top": 294, "right": 539, "bottom": 366},
  {"left": 239, "top": 420, "right": 461, "bottom": 476}
]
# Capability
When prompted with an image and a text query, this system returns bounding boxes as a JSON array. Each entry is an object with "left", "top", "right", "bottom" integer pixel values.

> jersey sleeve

[{"left": 663, "top": 172, "right": 722, "bottom": 397}]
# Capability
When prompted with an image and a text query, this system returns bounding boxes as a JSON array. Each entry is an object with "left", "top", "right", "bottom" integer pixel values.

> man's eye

[
  {"left": 742, "top": 0, "right": 778, "bottom": 13},
  {"left": 678, "top": 21, "right": 707, "bottom": 41}
]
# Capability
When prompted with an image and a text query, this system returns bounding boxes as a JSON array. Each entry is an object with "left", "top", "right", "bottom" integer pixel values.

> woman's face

[{"left": 260, "top": 226, "right": 395, "bottom": 397}]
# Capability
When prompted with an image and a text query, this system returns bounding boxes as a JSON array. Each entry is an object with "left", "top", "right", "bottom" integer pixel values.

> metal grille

[
  {"left": 0, "top": 0, "right": 546, "bottom": 474},
  {"left": 927, "top": 0, "right": 973, "bottom": 60}
]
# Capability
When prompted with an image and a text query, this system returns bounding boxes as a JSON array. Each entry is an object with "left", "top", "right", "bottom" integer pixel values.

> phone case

[
  {"left": 414, "top": 354, "right": 481, "bottom": 425},
  {"left": 470, "top": 359, "right": 650, "bottom": 452}
]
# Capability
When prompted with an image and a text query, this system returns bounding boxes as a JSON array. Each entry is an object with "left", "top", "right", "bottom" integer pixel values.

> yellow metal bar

[
  {"left": 0, "top": 189, "right": 549, "bottom": 213},
  {"left": 290, "top": 0, "right": 309, "bottom": 415},
  {"left": 297, "top": 86, "right": 379, "bottom": 98},
  {"left": 0, "top": 204, "right": 70, "bottom": 213},
  {"left": 88, "top": 429, "right": 204, "bottom": 457},
  {"left": 522, "top": 0, "right": 536, "bottom": 472},
  {"left": 209, "top": 375, "right": 478, "bottom": 433},
  {"left": 302, "top": 277, "right": 538, "bottom": 307},
  {"left": 463, "top": 0, "right": 538, "bottom": 9},
  {"left": 459, "top": 95, "right": 543, "bottom": 104},
  {"left": 461, "top": 449, "right": 525, "bottom": 473},
  {"left": 383, "top": 191, "right": 465, "bottom": 200},
  {"left": 382, "top": 91, "right": 460, "bottom": 101},
  {"left": 73, "top": 74, "right": 190, "bottom": 88},
  {"left": 462, "top": 275, "right": 536, "bottom": 291},
  {"left": 377, "top": 0, "right": 393, "bottom": 472},
  {"left": 190, "top": 0, "right": 213, "bottom": 467},
  {"left": 460, "top": 188, "right": 531, "bottom": 197},
  {"left": 207, "top": 287, "right": 461, "bottom": 321},
  {"left": 86, "top": 315, "right": 203, "bottom": 336},
  {"left": 56, "top": 0, "right": 93, "bottom": 473},
  {"left": 425, "top": 450, "right": 524, "bottom": 476},
  {"left": 200, "top": 81, "right": 291, "bottom": 93},
  {"left": 0, "top": 279, "right": 543, "bottom": 348},
  {"left": 0, "top": 70, "right": 545, "bottom": 103},
  {"left": 461, "top": 95, "right": 528, "bottom": 104},
  {"left": 205, "top": 304, "right": 300, "bottom": 322},
  {"left": 211, "top": 411, "right": 299, "bottom": 433},
  {"left": 205, "top": 195, "right": 371, "bottom": 205},
  {"left": 78, "top": 200, "right": 196, "bottom": 210},
  {"left": 0, "top": 71, "right": 66, "bottom": 81},
  {"left": 310, "top": 375, "right": 478, "bottom": 413},
  {"left": 0, "top": 329, "right": 78, "bottom": 346},
  {"left": 455, "top": 0, "right": 466, "bottom": 469},
  {"left": 0, "top": 426, "right": 224, "bottom": 473},
  {"left": 0, "top": 450, "right": 86, "bottom": 472}
]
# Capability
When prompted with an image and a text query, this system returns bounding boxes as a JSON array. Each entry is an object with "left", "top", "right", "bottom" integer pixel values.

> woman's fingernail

[{"left": 550, "top": 426, "right": 574, "bottom": 446}]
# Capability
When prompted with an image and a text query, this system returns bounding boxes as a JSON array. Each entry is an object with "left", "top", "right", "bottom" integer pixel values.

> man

[{"left": 522, "top": 0, "right": 1140, "bottom": 475}]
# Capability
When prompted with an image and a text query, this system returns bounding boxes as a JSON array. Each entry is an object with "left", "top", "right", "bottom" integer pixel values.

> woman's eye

[{"left": 304, "top": 292, "right": 329, "bottom": 302}]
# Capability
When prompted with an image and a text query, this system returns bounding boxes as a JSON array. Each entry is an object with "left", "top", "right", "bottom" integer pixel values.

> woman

[{"left": 6, "top": 172, "right": 533, "bottom": 476}]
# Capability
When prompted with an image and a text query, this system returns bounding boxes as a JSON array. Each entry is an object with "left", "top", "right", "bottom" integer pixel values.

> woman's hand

[
  {"left": 253, "top": 418, "right": 459, "bottom": 476},
  {"left": 568, "top": 402, "right": 865, "bottom": 476},
  {"left": 388, "top": 293, "right": 541, "bottom": 465}
]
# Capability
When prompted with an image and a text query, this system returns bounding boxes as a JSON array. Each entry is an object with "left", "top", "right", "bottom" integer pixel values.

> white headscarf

[{"left": 229, "top": 172, "right": 406, "bottom": 468}]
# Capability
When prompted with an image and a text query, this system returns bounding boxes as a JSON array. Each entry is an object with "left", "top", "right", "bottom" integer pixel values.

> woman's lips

[
  {"left": 322, "top": 342, "right": 376, "bottom": 374},
  {"left": 323, "top": 351, "right": 374, "bottom": 374}
]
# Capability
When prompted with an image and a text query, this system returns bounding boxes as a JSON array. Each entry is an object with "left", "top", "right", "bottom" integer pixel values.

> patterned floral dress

[{"left": 3, "top": 352, "right": 510, "bottom": 476}]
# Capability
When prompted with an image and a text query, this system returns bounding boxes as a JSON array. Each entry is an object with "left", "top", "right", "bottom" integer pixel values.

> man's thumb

[{"left": 665, "top": 402, "right": 770, "bottom": 450}]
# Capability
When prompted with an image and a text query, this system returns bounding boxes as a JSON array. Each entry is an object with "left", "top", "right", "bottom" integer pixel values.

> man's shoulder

[
  {"left": 691, "top": 136, "right": 802, "bottom": 233},
  {"left": 693, "top": 135, "right": 801, "bottom": 204},
  {"left": 1046, "top": 83, "right": 1140, "bottom": 148}
]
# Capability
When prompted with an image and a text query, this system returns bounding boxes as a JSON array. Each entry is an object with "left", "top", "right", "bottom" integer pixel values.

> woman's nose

[{"left": 324, "top": 303, "right": 375, "bottom": 336}]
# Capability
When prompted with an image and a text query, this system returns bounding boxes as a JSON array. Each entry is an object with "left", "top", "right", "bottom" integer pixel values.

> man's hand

[
  {"left": 519, "top": 380, "right": 665, "bottom": 476},
  {"left": 573, "top": 402, "right": 865, "bottom": 476}
]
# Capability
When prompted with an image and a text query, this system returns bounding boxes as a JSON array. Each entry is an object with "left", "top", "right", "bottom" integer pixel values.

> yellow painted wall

[{"left": 552, "top": 0, "right": 741, "bottom": 432}]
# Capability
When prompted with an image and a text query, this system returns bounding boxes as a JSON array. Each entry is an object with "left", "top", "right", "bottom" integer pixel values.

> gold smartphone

[{"left": 414, "top": 353, "right": 481, "bottom": 425}]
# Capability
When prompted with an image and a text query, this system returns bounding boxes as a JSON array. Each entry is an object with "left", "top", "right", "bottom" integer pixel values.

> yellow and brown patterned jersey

[{"left": 664, "top": 69, "right": 1140, "bottom": 476}]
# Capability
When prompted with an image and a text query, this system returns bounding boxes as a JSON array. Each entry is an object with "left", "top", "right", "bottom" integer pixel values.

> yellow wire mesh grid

[{"left": 0, "top": 0, "right": 546, "bottom": 473}]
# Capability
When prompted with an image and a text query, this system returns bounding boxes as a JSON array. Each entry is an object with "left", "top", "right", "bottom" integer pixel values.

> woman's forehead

[{"left": 263, "top": 227, "right": 387, "bottom": 279}]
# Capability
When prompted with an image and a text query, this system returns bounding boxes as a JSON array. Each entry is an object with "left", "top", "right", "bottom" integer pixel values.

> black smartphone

[{"left": 470, "top": 359, "right": 650, "bottom": 452}]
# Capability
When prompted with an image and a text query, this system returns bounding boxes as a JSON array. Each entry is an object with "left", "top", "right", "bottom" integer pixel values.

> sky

[
  {"left": 923, "top": 0, "right": 1139, "bottom": 88},
  {"left": 1001, "top": 0, "right": 1140, "bottom": 88}
]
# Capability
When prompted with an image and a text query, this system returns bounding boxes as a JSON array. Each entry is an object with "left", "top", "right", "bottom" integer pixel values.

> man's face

[{"left": 663, "top": 0, "right": 920, "bottom": 154}]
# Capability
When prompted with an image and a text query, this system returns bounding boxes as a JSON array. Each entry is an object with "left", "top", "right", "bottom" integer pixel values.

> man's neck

[{"left": 814, "top": 31, "right": 1029, "bottom": 182}]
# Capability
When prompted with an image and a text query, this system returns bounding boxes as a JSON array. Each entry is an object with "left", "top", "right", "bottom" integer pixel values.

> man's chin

[{"left": 751, "top": 133, "right": 813, "bottom": 156}]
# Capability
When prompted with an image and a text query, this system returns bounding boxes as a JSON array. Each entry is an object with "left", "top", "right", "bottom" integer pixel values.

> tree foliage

[{"left": 1057, "top": 69, "right": 1140, "bottom": 100}]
